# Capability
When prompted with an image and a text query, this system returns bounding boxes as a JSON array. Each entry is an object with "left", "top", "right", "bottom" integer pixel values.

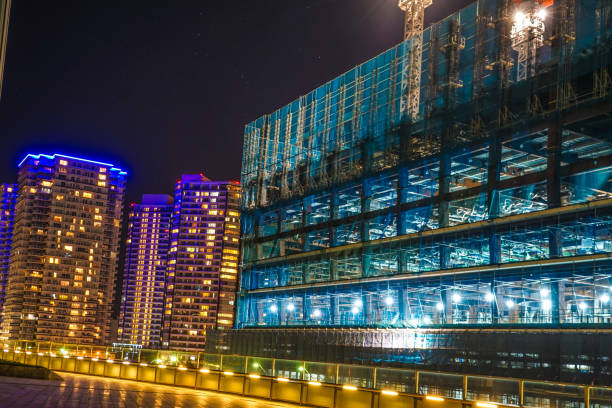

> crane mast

[{"left": 398, "top": 0, "right": 433, "bottom": 119}]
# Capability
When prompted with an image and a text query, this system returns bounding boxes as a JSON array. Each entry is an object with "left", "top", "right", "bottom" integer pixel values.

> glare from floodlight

[
  {"left": 542, "top": 299, "right": 552, "bottom": 311},
  {"left": 485, "top": 292, "right": 495, "bottom": 302},
  {"left": 286, "top": 303, "right": 295, "bottom": 312},
  {"left": 384, "top": 296, "right": 394, "bottom": 306},
  {"left": 452, "top": 293, "right": 461, "bottom": 303},
  {"left": 601, "top": 294, "right": 610, "bottom": 304},
  {"left": 514, "top": 10, "right": 525, "bottom": 24},
  {"left": 313, "top": 309, "right": 321, "bottom": 318},
  {"left": 505, "top": 299, "right": 515, "bottom": 308},
  {"left": 436, "top": 302, "right": 444, "bottom": 311},
  {"left": 537, "top": 7, "right": 547, "bottom": 20},
  {"left": 270, "top": 304, "right": 278, "bottom": 313}
]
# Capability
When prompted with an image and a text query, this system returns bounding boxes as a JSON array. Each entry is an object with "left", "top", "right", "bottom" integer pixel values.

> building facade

[
  {"left": 163, "top": 175, "right": 240, "bottom": 350},
  {"left": 0, "top": 184, "right": 16, "bottom": 320},
  {"left": 222, "top": 0, "right": 612, "bottom": 384},
  {"left": 118, "top": 194, "right": 173, "bottom": 348},
  {"left": 0, "top": 153, "right": 126, "bottom": 344}
]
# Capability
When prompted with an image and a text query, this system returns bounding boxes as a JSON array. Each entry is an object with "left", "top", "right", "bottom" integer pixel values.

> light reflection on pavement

[{"left": 0, "top": 372, "right": 299, "bottom": 407}]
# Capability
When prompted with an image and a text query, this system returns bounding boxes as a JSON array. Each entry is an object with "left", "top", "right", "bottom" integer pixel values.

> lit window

[
  {"left": 64, "top": 245, "right": 73, "bottom": 252},
  {"left": 83, "top": 192, "right": 93, "bottom": 199},
  {"left": 59, "top": 160, "right": 68, "bottom": 166}
]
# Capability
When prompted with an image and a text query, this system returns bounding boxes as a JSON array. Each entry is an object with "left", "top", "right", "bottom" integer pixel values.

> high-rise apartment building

[
  {"left": 0, "top": 153, "right": 126, "bottom": 344},
  {"left": 0, "top": 184, "right": 16, "bottom": 320},
  {"left": 163, "top": 175, "right": 240, "bottom": 350},
  {"left": 118, "top": 194, "right": 173, "bottom": 348}
]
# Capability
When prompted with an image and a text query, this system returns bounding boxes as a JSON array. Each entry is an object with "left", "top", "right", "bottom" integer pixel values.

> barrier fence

[{"left": 0, "top": 340, "right": 609, "bottom": 408}]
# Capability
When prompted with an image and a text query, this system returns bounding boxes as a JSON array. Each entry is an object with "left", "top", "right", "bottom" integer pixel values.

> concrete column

[
  {"left": 329, "top": 294, "right": 338, "bottom": 326},
  {"left": 399, "top": 286, "right": 410, "bottom": 326},
  {"left": 438, "top": 152, "right": 451, "bottom": 269},
  {"left": 364, "top": 293, "right": 373, "bottom": 326},
  {"left": 552, "top": 281, "right": 563, "bottom": 324},
  {"left": 488, "top": 134, "right": 502, "bottom": 265},
  {"left": 546, "top": 120, "right": 562, "bottom": 208},
  {"left": 330, "top": 259, "right": 338, "bottom": 281}
]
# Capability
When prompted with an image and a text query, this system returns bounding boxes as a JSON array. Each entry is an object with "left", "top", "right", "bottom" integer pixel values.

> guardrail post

[
  {"left": 463, "top": 374, "right": 468, "bottom": 401},
  {"left": 415, "top": 370, "right": 419, "bottom": 394},
  {"left": 519, "top": 379, "right": 524, "bottom": 406},
  {"left": 372, "top": 367, "right": 377, "bottom": 389},
  {"left": 218, "top": 355, "right": 224, "bottom": 391},
  {"left": 585, "top": 386, "right": 590, "bottom": 408}
]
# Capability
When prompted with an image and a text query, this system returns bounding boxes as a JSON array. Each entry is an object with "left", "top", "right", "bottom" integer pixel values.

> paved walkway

[{"left": 0, "top": 372, "right": 299, "bottom": 407}]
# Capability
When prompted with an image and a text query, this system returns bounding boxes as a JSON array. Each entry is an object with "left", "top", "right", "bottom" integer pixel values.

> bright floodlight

[
  {"left": 270, "top": 304, "right": 278, "bottom": 313},
  {"left": 351, "top": 306, "right": 360, "bottom": 314},
  {"left": 537, "top": 7, "right": 547, "bottom": 20},
  {"left": 384, "top": 296, "right": 394, "bottom": 306},
  {"left": 540, "top": 288, "right": 549, "bottom": 297},
  {"left": 601, "top": 294, "right": 610, "bottom": 304},
  {"left": 409, "top": 318, "right": 419, "bottom": 327},
  {"left": 579, "top": 302, "right": 587, "bottom": 310},
  {"left": 353, "top": 299, "right": 363, "bottom": 308},
  {"left": 286, "top": 303, "right": 295, "bottom": 312},
  {"left": 423, "top": 316, "right": 432, "bottom": 324},
  {"left": 436, "top": 302, "right": 444, "bottom": 311},
  {"left": 313, "top": 309, "right": 321, "bottom": 318},
  {"left": 485, "top": 292, "right": 495, "bottom": 302},
  {"left": 452, "top": 293, "right": 461, "bottom": 303},
  {"left": 542, "top": 299, "right": 552, "bottom": 311},
  {"left": 505, "top": 299, "right": 515, "bottom": 308},
  {"left": 514, "top": 10, "right": 525, "bottom": 25}
]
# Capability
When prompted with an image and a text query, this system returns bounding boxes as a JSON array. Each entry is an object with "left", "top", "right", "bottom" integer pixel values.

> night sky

[{"left": 0, "top": 0, "right": 471, "bottom": 205}]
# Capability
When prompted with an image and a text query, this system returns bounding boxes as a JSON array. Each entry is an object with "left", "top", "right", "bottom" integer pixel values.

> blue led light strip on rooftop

[{"left": 18, "top": 153, "right": 127, "bottom": 175}]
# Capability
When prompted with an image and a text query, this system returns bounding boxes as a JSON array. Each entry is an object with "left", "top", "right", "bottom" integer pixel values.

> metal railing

[{"left": 0, "top": 340, "right": 610, "bottom": 407}]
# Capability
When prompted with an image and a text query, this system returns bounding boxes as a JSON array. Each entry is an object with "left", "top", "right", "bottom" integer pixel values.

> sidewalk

[{"left": 0, "top": 372, "right": 298, "bottom": 407}]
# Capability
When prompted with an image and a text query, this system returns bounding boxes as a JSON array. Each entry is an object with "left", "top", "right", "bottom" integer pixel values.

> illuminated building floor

[{"left": 0, "top": 372, "right": 298, "bottom": 408}]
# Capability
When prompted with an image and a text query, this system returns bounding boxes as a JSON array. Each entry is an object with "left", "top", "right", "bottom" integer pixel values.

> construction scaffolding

[{"left": 235, "top": 0, "right": 612, "bottom": 379}]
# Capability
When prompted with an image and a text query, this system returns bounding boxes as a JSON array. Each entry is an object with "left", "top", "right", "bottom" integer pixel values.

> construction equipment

[{"left": 398, "top": 0, "right": 433, "bottom": 119}]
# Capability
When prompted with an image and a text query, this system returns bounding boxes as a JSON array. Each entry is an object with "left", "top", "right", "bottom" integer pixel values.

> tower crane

[
  {"left": 398, "top": 0, "right": 433, "bottom": 119},
  {"left": 510, "top": 0, "right": 549, "bottom": 82}
]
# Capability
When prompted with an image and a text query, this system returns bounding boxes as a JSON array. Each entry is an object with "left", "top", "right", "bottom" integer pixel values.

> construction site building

[{"left": 221, "top": 0, "right": 612, "bottom": 385}]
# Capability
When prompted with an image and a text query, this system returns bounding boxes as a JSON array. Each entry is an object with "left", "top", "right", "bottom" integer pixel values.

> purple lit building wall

[
  {"left": 163, "top": 175, "right": 240, "bottom": 350},
  {"left": 119, "top": 194, "right": 173, "bottom": 348},
  {"left": 0, "top": 183, "right": 16, "bottom": 320},
  {"left": 0, "top": 153, "right": 126, "bottom": 344}
]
